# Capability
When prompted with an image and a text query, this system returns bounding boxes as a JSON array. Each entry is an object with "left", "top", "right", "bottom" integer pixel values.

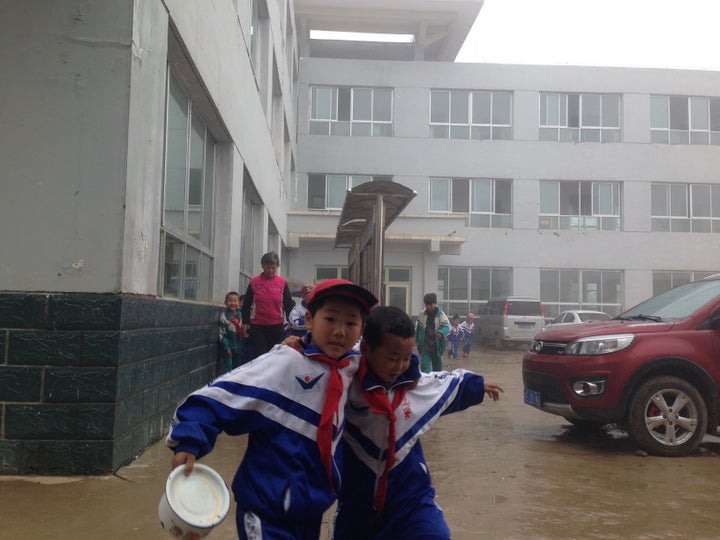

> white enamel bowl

[{"left": 158, "top": 463, "right": 231, "bottom": 538}]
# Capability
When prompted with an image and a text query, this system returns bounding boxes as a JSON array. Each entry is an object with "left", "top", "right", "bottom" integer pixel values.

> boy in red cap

[{"left": 167, "top": 278, "right": 377, "bottom": 539}]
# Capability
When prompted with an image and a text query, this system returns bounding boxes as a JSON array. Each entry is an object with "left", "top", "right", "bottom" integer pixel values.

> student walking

[
  {"left": 446, "top": 315, "right": 462, "bottom": 360},
  {"left": 460, "top": 313, "right": 475, "bottom": 358},
  {"left": 415, "top": 292, "right": 450, "bottom": 372}
]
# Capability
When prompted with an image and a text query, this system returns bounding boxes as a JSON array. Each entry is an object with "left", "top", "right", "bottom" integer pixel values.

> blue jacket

[
  {"left": 167, "top": 342, "right": 360, "bottom": 522},
  {"left": 335, "top": 363, "right": 485, "bottom": 538}
]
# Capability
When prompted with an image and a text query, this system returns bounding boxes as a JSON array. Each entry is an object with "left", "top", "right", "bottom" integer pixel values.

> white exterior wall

[
  {"left": 1, "top": 0, "right": 297, "bottom": 302},
  {"left": 293, "top": 58, "right": 720, "bottom": 314}
]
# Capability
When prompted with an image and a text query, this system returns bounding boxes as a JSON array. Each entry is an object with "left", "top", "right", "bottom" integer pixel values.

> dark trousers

[{"left": 247, "top": 324, "right": 285, "bottom": 361}]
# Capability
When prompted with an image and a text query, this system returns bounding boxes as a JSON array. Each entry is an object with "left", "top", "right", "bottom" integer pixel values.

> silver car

[{"left": 543, "top": 309, "right": 612, "bottom": 330}]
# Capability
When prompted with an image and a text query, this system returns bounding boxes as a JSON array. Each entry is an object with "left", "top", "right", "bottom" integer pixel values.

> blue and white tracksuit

[
  {"left": 334, "top": 365, "right": 486, "bottom": 540},
  {"left": 167, "top": 342, "right": 360, "bottom": 539}
]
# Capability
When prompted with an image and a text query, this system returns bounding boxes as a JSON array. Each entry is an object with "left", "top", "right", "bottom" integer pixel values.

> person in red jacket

[{"left": 242, "top": 251, "right": 295, "bottom": 360}]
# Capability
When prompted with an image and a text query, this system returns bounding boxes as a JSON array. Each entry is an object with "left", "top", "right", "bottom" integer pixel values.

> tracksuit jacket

[
  {"left": 166, "top": 341, "right": 360, "bottom": 528},
  {"left": 335, "top": 360, "right": 486, "bottom": 540}
]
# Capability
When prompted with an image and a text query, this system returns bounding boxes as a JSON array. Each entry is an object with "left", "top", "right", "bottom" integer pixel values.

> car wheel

[{"left": 626, "top": 376, "right": 707, "bottom": 457}]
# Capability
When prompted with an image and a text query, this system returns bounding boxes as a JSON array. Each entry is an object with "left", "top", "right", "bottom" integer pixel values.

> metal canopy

[{"left": 335, "top": 180, "right": 416, "bottom": 248}]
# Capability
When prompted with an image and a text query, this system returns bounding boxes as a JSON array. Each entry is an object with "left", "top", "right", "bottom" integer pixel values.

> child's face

[
  {"left": 361, "top": 333, "right": 414, "bottom": 384},
  {"left": 305, "top": 298, "right": 364, "bottom": 360},
  {"left": 225, "top": 295, "right": 241, "bottom": 312}
]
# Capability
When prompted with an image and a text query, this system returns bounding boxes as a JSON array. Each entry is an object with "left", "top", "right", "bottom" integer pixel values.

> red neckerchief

[
  {"left": 357, "top": 358, "right": 408, "bottom": 513},
  {"left": 228, "top": 310, "right": 243, "bottom": 335},
  {"left": 308, "top": 351, "right": 351, "bottom": 490}
]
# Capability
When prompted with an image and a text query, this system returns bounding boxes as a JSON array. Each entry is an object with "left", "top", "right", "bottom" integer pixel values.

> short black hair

[
  {"left": 423, "top": 292, "right": 437, "bottom": 305},
  {"left": 260, "top": 251, "right": 280, "bottom": 266},
  {"left": 363, "top": 306, "right": 415, "bottom": 349},
  {"left": 225, "top": 291, "right": 240, "bottom": 302}
]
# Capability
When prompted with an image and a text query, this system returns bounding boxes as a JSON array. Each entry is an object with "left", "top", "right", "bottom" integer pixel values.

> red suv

[{"left": 522, "top": 276, "right": 720, "bottom": 457}]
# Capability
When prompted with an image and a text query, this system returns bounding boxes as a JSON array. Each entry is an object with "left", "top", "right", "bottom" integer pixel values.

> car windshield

[
  {"left": 618, "top": 280, "right": 720, "bottom": 322},
  {"left": 578, "top": 312, "right": 611, "bottom": 322}
]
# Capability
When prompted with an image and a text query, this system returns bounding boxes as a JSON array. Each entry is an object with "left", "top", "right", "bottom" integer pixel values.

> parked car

[
  {"left": 543, "top": 310, "right": 612, "bottom": 330},
  {"left": 522, "top": 276, "right": 720, "bottom": 457},
  {"left": 477, "top": 296, "right": 545, "bottom": 349}
]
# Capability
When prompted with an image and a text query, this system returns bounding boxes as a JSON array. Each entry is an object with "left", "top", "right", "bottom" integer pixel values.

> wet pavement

[{"left": 3, "top": 347, "right": 720, "bottom": 539}]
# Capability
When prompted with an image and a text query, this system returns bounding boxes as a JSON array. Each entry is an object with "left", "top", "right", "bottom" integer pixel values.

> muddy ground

[{"left": 2, "top": 346, "right": 720, "bottom": 539}]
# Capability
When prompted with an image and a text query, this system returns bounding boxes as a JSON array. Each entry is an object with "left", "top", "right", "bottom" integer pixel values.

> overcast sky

[{"left": 456, "top": 0, "right": 720, "bottom": 71}]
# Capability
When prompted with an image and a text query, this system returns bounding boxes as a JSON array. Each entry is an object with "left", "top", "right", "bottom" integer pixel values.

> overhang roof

[
  {"left": 295, "top": 0, "right": 483, "bottom": 62},
  {"left": 335, "top": 180, "right": 416, "bottom": 248}
]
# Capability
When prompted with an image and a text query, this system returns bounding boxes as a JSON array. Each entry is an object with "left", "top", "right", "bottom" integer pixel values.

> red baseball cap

[{"left": 307, "top": 278, "right": 378, "bottom": 315}]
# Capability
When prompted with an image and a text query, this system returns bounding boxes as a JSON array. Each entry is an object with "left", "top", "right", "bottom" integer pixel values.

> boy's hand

[
  {"left": 282, "top": 335, "right": 304, "bottom": 351},
  {"left": 225, "top": 349, "right": 232, "bottom": 356},
  {"left": 171, "top": 451, "right": 196, "bottom": 476},
  {"left": 484, "top": 383, "right": 503, "bottom": 401}
]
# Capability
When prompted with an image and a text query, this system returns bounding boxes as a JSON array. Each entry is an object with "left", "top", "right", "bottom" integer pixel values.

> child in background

[
  {"left": 167, "top": 279, "right": 378, "bottom": 540},
  {"left": 218, "top": 292, "right": 245, "bottom": 372},
  {"left": 460, "top": 312, "right": 475, "bottom": 358},
  {"left": 287, "top": 283, "right": 315, "bottom": 337},
  {"left": 446, "top": 315, "right": 462, "bottom": 360},
  {"left": 334, "top": 306, "right": 502, "bottom": 540}
]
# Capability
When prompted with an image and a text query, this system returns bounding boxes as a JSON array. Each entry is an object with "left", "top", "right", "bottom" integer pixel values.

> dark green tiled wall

[{"left": 0, "top": 293, "right": 219, "bottom": 475}]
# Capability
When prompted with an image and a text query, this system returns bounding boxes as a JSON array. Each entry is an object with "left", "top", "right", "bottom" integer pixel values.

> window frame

[
  {"left": 651, "top": 182, "right": 720, "bottom": 232},
  {"left": 539, "top": 180, "right": 621, "bottom": 231},
  {"left": 540, "top": 268, "right": 623, "bottom": 318},
  {"left": 539, "top": 92, "right": 621, "bottom": 143},
  {"left": 430, "top": 89, "right": 512, "bottom": 140},
  {"left": 650, "top": 95, "right": 720, "bottom": 145},
  {"left": 309, "top": 86, "right": 394, "bottom": 137}
]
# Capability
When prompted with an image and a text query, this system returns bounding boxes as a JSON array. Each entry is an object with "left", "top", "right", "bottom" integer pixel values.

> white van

[{"left": 477, "top": 296, "right": 545, "bottom": 349}]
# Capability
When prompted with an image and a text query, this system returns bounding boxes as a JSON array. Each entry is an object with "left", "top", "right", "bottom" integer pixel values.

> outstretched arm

[{"left": 484, "top": 382, "right": 503, "bottom": 401}]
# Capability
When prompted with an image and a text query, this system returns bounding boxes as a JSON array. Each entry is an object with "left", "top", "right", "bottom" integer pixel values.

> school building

[{"left": 2, "top": 0, "right": 720, "bottom": 473}]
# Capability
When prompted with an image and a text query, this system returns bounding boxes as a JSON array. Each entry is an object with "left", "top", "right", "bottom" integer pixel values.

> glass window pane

[
  {"left": 472, "top": 91, "right": 492, "bottom": 124},
  {"left": 650, "top": 96, "right": 668, "bottom": 129},
  {"left": 539, "top": 181, "right": 558, "bottom": 213},
  {"left": 653, "top": 272, "right": 672, "bottom": 295},
  {"left": 567, "top": 94, "right": 579, "bottom": 128},
  {"left": 560, "top": 182, "right": 580, "bottom": 215},
  {"left": 493, "top": 92, "right": 512, "bottom": 125},
  {"left": 669, "top": 96, "right": 689, "bottom": 130},
  {"left": 430, "top": 179, "right": 450, "bottom": 211},
  {"left": 601, "top": 271, "right": 622, "bottom": 304},
  {"left": 593, "top": 182, "right": 612, "bottom": 214},
  {"left": 452, "top": 178, "right": 469, "bottom": 212},
  {"left": 163, "top": 235, "right": 183, "bottom": 298},
  {"left": 602, "top": 95, "right": 619, "bottom": 127},
  {"left": 541, "top": 94, "right": 558, "bottom": 126},
  {"left": 448, "top": 268, "right": 468, "bottom": 300},
  {"left": 471, "top": 268, "right": 490, "bottom": 300},
  {"left": 540, "top": 270, "right": 559, "bottom": 302},
  {"left": 559, "top": 270, "right": 579, "bottom": 303},
  {"left": 184, "top": 246, "right": 199, "bottom": 300},
  {"left": 710, "top": 98, "right": 720, "bottom": 131},
  {"left": 307, "top": 174, "right": 325, "bottom": 209},
  {"left": 690, "top": 97, "right": 708, "bottom": 130},
  {"left": 472, "top": 179, "right": 492, "bottom": 212},
  {"left": 309, "top": 121, "right": 329, "bottom": 135},
  {"left": 450, "top": 91, "right": 469, "bottom": 123},
  {"left": 669, "top": 184, "right": 688, "bottom": 217},
  {"left": 337, "top": 88, "right": 350, "bottom": 121},
  {"left": 373, "top": 89, "right": 392, "bottom": 121},
  {"left": 582, "top": 271, "right": 601, "bottom": 303},
  {"left": 712, "top": 186, "right": 720, "bottom": 217},
  {"left": 312, "top": 87, "right": 333, "bottom": 120},
  {"left": 431, "top": 125, "right": 448, "bottom": 138},
  {"left": 351, "top": 123, "right": 371, "bottom": 136},
  {"left": 431, "top": 91, "right": 449, "bottom": 123},
  {"left": 166, "top": 76, "right": 189, "bottom": 231},
  {"left": 326, "top": 175, "right": 348, "bottom": 209},
  {"left": 492, "top": 268, "right": 512, "bottom": 298},
  {"left": 201, "top": 135, "right": 215, "bottom": 246},
  {"left": 692, "top": 184, "right": 712, "bottom": 217},
  {"left": 352, "top": 89, "right": 372, "bottom": 121},
  {"left": 495, "top": 180, "right": 511, "bottom": 214},
  {"left": 581, "top": 94, "right": 601, "bottom": 127},
  {"left": 450, "top": 125, "right": 469, "bottom": 139},
  {"left": 651, "top": 184, "right": 668, "bottom": 215},
  {"left": 188, "top": 112, "right": 205, "bottom": 207},
  {"left": 350, "top": 175, "right": 371, "bottom": 188}
]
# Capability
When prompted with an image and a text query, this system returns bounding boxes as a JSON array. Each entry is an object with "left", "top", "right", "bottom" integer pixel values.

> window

[
  {"left": 161, "top": 73, "right": 215, "bottom": 301},
  {"left": 651, "top": 95, "right": 720, "bottom": 145},
  {"left": 540, "top": 93, "right": 620, "bottom": 142},
  {"left": 315, "top": 266, "right": 349, "bottom": 281},
  {"left": 429, "top": 178, "right": 512, "bottom": 228},
  {"left": 437, "top": 267, "right": 512, "bottom": 315},
  {"left": 430, "top": 90, "right": 512, "bottom": 140},
  {"left": 307, "top": 174, "right": 392, "bottom": 210},
  {"left": 651, "top": 183, "right": 720, "bottom": 232},
  {"left": 540, "top": 269, "right": 623, "bottom": 318},
  {"left": 539, "top": 180, "right": 621, "bottom": 230},
  {"left": 310, "top": 86, "right": 393, "bottom": 136},
  {"left": 652, "top": 271, "right": 717, "bottom": 295}
]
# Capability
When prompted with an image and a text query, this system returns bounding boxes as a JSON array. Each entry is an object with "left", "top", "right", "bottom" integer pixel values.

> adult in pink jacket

[{"left": 242, "top": 251, "right": 295, "bottom": 360}]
